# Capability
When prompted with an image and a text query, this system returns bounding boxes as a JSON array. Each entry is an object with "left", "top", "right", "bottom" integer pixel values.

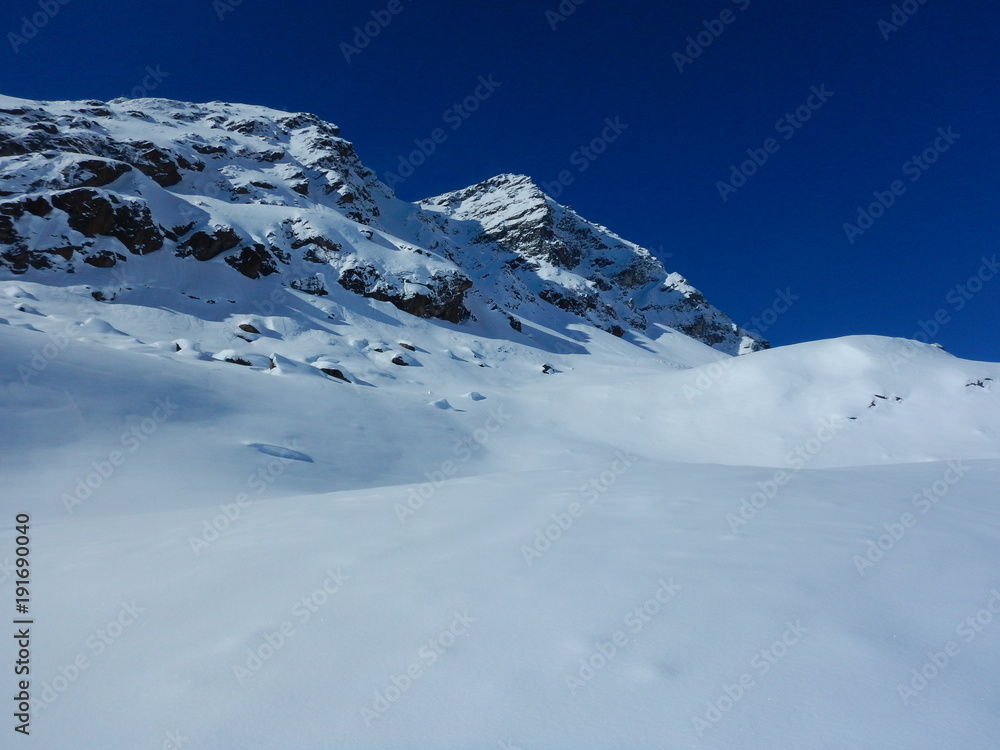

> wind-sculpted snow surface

[
  {"left": 3, "top": 287, "right": 1000, "bottom": 748},
  {"left": 0, "top": 94, "right": 762, "bottom": 354}
]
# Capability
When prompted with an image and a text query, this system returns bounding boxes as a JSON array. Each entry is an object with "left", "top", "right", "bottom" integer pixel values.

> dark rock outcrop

[
  {"left": 320, "top": 367, "right": 350, "bottom": 382},
  {"left": 226, "top": 244, "right": 278, "bottom": 279},
  {"left": 63, "top": 158, "right": 133, "bottom": 189},
  {"left": 50, "top": 189, "right": 164, "bottom": 255},
  {"left": 289, "top": 274, "right": 329, "bottom": 296},
  {"left": 337, "top": 264, "right": 473, "bottom": 324},
  {"left": 177, "top": 227, "right": 241, "bottom": 261}
]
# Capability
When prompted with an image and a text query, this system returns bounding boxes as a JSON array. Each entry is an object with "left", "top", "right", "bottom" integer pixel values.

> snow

[{"left": 1, "top": 280, "right": 999, "bottom": 748}]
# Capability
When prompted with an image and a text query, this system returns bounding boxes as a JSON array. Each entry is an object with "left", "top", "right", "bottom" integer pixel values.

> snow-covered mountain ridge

[{"left": 0, "top": 94, "right": 763, "bottom": 354}]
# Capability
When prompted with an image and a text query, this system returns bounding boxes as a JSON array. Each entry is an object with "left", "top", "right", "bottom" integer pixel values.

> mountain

[
  {"left": 3, "top": 94, "right": 1000, "bottom": 750},
  {"left": 0, "top": 94, "right": 764, "bottom": 354}
]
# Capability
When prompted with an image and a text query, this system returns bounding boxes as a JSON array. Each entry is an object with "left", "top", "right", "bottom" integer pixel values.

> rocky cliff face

[
  {"left": 420, "top": 174, "right": 765, "bottom": 352},
  {"left": 0, "top": 94, "right": 765, "bottom": 354}
]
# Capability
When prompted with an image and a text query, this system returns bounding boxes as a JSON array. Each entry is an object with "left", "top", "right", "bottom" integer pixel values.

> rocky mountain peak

[
  {"left": 421, "top": 173, "right": 765, "bottom": 352},
  {"left": 0, "top": 94, "right": 765, "bottom": 355}
]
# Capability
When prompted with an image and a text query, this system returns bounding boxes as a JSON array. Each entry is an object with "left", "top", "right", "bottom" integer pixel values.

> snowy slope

[
  {"left": 2, "top": 288, "right": 1000, "bottom": 749},
  {"left": 1, "top": 94, "right": 1000, "bottom": 750}
]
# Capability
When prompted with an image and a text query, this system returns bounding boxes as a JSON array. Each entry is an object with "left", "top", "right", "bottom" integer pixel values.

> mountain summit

[{"left": 0, "top": 94, "right": 764, "bottom": 354}]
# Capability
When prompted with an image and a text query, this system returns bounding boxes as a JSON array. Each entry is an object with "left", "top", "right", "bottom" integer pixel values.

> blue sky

[{"left": 3, "top": 0, "right": 998, "bottom": 358}]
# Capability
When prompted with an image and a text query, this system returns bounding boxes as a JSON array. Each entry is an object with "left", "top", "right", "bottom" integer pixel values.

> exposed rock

[
  {"left": 83, "top": 250, "right": 124, "bottom": 268},
  {"left": 291, "top": 234, "right": 341, "bottom": 253},
  {"left": 290, "top": 274, "right": 329, "bottom": 296},
  {"left": 422, "top": 174, "right": 767, "bottom": 353},
  {"left": 337, "top": 264, "right": 472, "bottom": 324},
  {"left": 0, "top": 214, "right": 19, "bottom": 244},
  {"left": 192, "top": 144, "right": 226, "bottom": 156},
  {"left": 1, "top": 196, "right": 52, "bottom": 218},
  {"left": 226, "top": 244, "right": 278, "bottom": 279},
  {"left": 131, "top": 146, "right": 183, "bottom": 187},
  {"left": 111, "top": 201, "right": 164, "bottom": 255},
  {"left": 49, "top": 189, "right": 163, "bottom": 255},
  {"left": 0, "top": 243, "right": 32, "bottom": 273},
  {"left": 320, "top": 367, "right": 350, "bottom": 382},
  {"left": 238, "top": 323, "right": 261, "bottom": 334},
  {"left": 178, "top": 227, "right": 241, "bottom": 261},
  {"left": 63, "top": 158, "right": 133, "bottom": 188},
  {"left": 47, "top": 245, "right": 77, "bottom": 260},
  {"left": 52, "top": 189, "right": 115, "bottom": 236}
]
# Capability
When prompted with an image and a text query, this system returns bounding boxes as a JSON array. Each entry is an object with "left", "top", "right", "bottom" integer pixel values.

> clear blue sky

[{"left": 3, "top": 0, "right": 998, "bottom": 359}]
